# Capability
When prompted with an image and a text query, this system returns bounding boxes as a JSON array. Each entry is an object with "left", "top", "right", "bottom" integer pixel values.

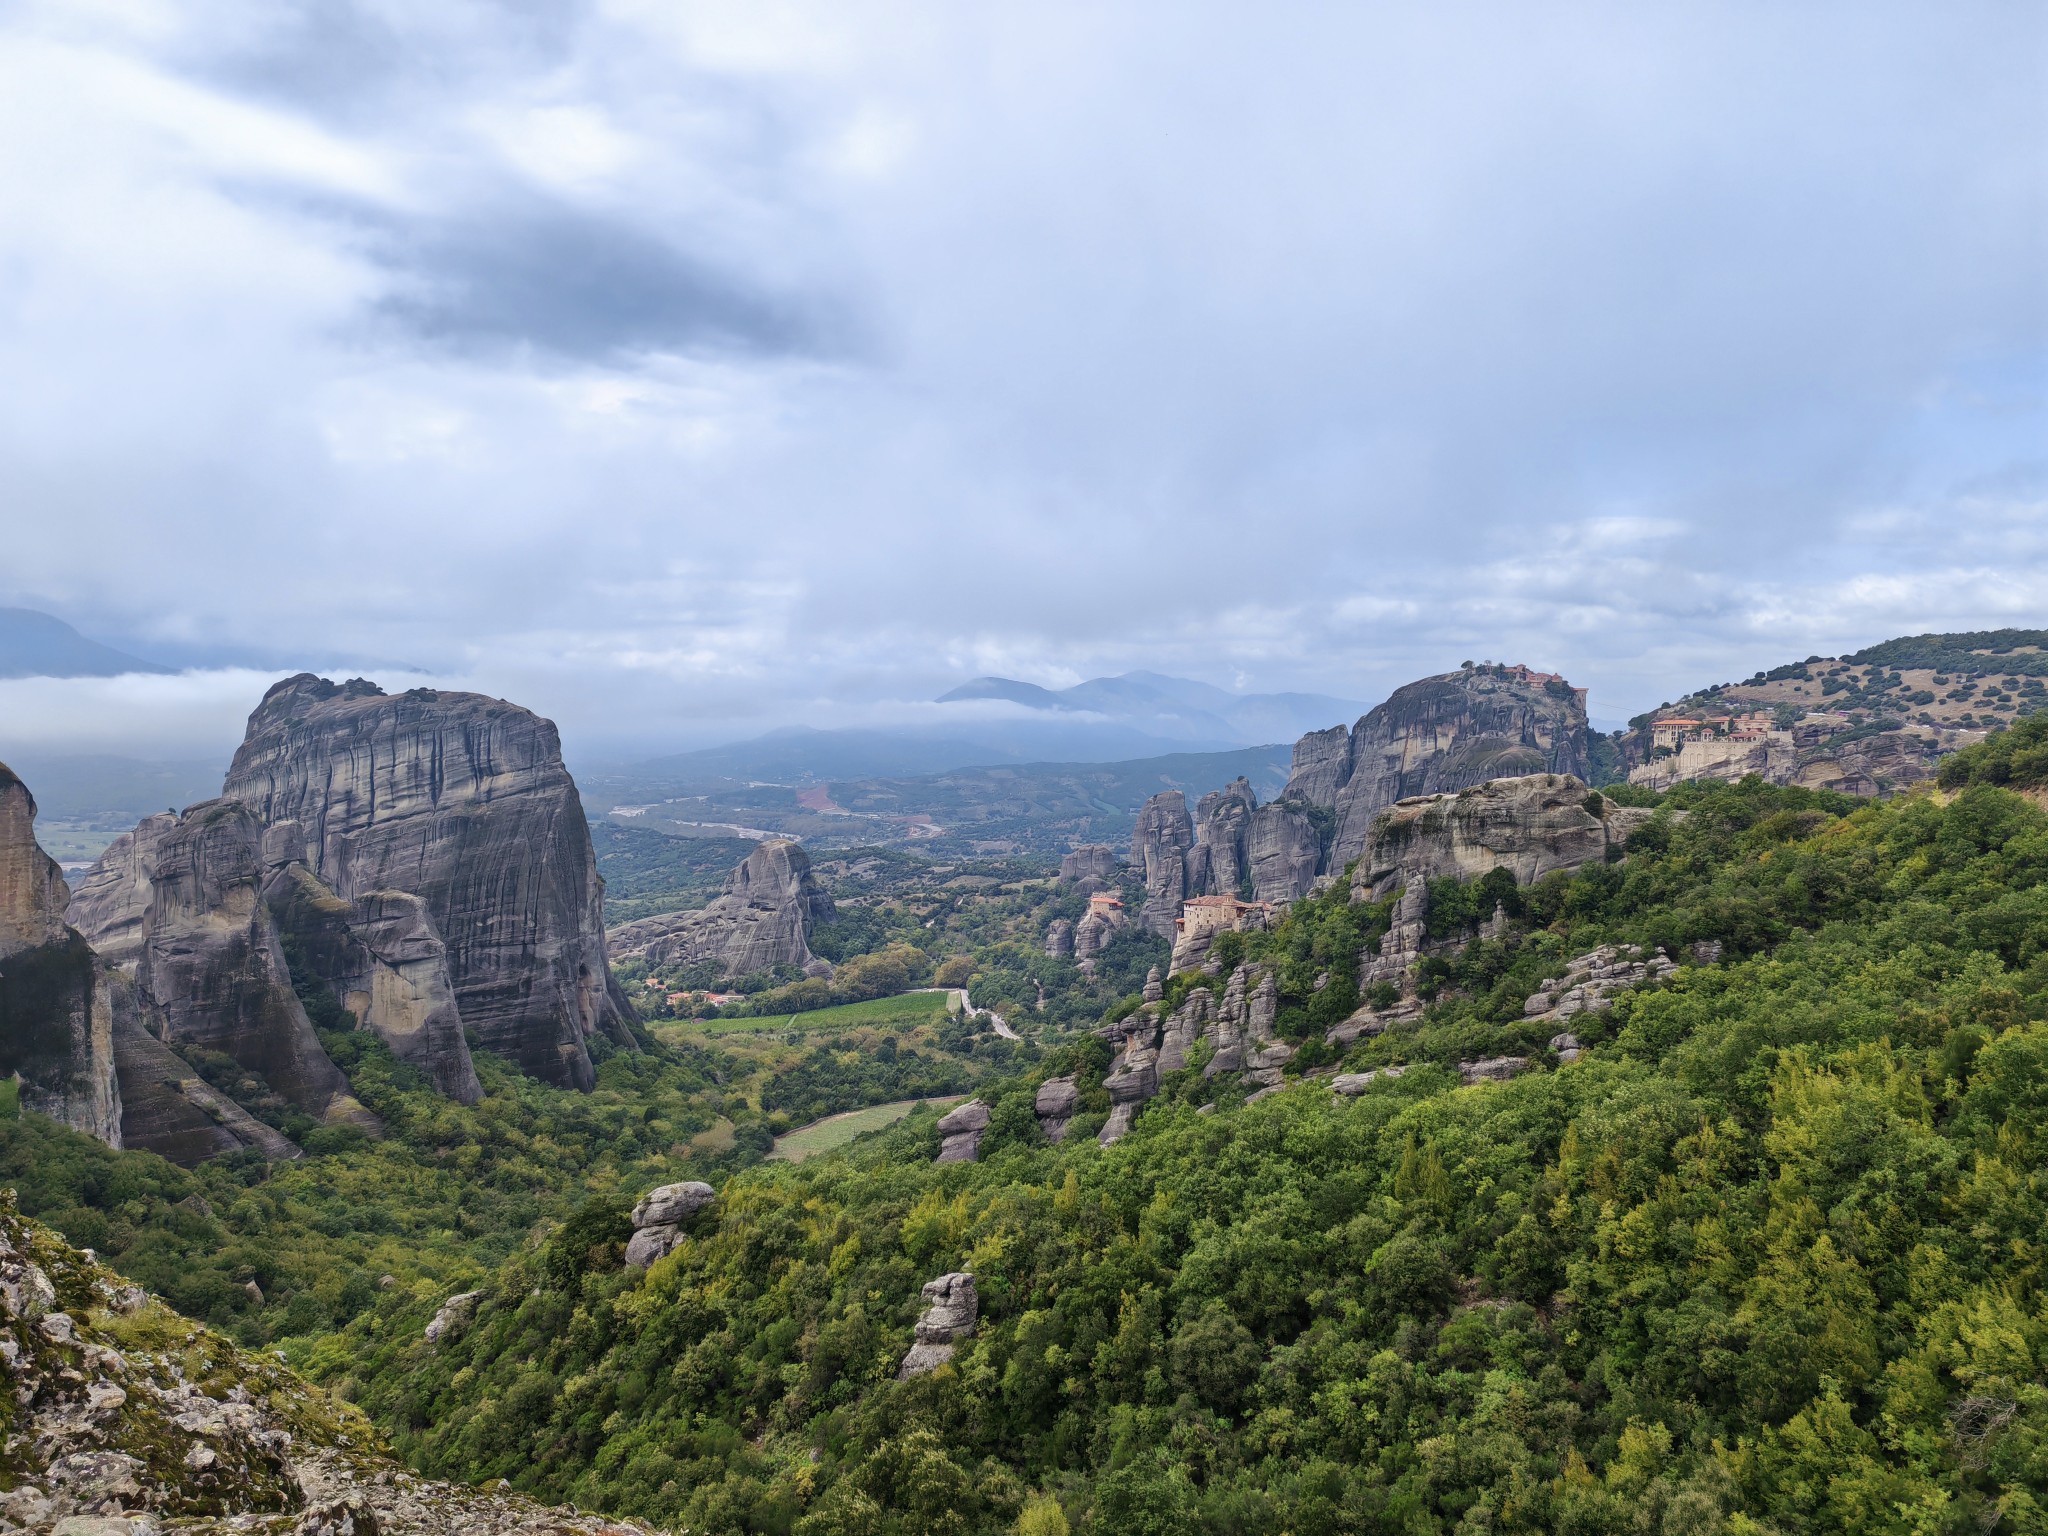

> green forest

[{"left": 8, "top": 730, "right": 2048, "bottom": 1533}]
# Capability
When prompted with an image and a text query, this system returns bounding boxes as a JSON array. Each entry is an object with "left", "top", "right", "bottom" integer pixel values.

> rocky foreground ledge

[{"left": 0, "top": 1193, "right": 655, "bottom": 1535}]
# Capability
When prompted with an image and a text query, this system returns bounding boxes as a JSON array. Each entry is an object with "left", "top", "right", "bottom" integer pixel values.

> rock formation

[
  {"left": 1331, "top": 1064, "right": 1406, "bottom": 1095},
  {"left": 1458, "top": 1056, "right": 1533, "bottom": 1085},
  {"left": 1072, "top": 893, "right": 1126, "bottom": 966},
  {"left": 1185, "top": 779, "right": 1256, "bottom": 898},
  {"left": 1033, "top": 1076, "right": 1078, "bottom": 1141},
  {"left": 262, "top": 861, "right": 481, "bottom": 1104},
  {"left": 68, "top": 799, "right": 375, "bottom": 1148},
  {"left": 1248, "top": 802, "right": 1320, "bottom": 903},
  {"left": 1043, "top": 918, "right": 1075, "bottom": 959},
  {"left": 1521, "top": 943, "right": 1677, "bottom": 1027},
  {"left": 1282, "top": 665, "right": 1592, "bottom": 872},
  {"left": 1096, "top": 962, "right": 1291, "bottom": 1144},
  {"left": 898, "top": 1271, "right": 978, "bottom": 1378},
  {"left": 1129, "top": 791, "right": 1194, "bottom": 936},
  {"left": 0, "top": 764, "right": 120, "bottom": 1145},
  {"left": 608, "top": 839, "right": 836, "bottom": 982},
  {"left": 934, "top": 1099, "right": 990, "bottom": 1162},
  {"left": 0, "top": 1198, "right": 662, "bottom": 1535},
  {"left": 1058, "top": 845, "right": 1119, "bottom": 893},
  {"left": 624, "top": 1180, "right": 716, "bottom": 1269},
  {"left": 1351, "top": 775, "right": 1646, "bottom": 901},
  {"left": 219, "top": 674, "right": 632, "bottom": 1091},
  {"left": 423, "top": 1290, "right": 482, "bottom": 1346}
]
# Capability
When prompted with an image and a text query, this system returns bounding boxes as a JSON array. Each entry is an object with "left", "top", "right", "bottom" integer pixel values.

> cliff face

[
  {"left": 1284, "top": 666, "right": 1592, "bottom": 871},
  {"left": 1129, "top": 791, "right": 1194, "bottom": 936},
  {"left": 607, "top": 839, "right": 836, "bottom": 977},
  {"left": 0, "top": 765, "right": 121, "bottom": 1146},
  {"left": 262, "top": 861, "right": 481, "bottom": 1104},
  {"left": 220, "top": 675, "right": 629, "bottom": 1091},
  {"left": 1351, "top": 774, "right": 1649, "bottom": 900},
  {"left": 68, "top": 799, "right": 374, "bottom": 1143}
]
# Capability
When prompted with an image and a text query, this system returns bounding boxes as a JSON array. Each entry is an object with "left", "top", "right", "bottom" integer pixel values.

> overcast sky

[{"left": 1, "top": 1, "right": 2044, "bottom": 762}]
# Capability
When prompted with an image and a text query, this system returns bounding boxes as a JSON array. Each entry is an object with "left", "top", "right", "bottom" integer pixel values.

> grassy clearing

[
  {"left": 676, "top": 990, "right": 957, "bottom": 1037},
  {"left": 768, "top": 1095, "right": 965, "bottom": 1163}
]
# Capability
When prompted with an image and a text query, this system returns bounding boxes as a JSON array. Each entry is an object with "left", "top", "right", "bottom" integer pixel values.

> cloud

[{"left": 0, "top": 0, "right": 2040, "bottom": 763}]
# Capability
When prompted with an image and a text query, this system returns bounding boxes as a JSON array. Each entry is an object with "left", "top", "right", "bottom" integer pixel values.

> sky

[{"left": 1, "top": 0, "right": 2044, "bottom": 764}]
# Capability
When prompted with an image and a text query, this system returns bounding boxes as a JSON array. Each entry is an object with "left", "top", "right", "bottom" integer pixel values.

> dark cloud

[{"left": 371, "top": 199, "right": 828, "bottom": 361}]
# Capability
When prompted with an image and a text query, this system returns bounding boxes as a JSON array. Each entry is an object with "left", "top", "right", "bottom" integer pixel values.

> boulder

[
  {"left": 220, "top": 675, "right": 633, "bottom": 1091},
  {"left": 632, "top": 1182, "right": 715, "bottom": 1228},
  {"left": 423, "top": 1291, "right": 481, "bottom": 1346},
  {"left": 898, "top": 1272, "right": 977, "bottom": 1378},
  {"left": 607, "top": 840, "right": 835, "bottom": 982},
  {"left": 1458, "top": 1056, "right": 1533, "bottom": 1085},
  {"left": 1043, "top": 919, "right": 1075, "bottom": 960},
  {"left": 935, "top": 1099, "right": 990, "bottom": 1163},
  {"left": 1331, "top": 1065, "right": 1405, "bottom": 1095},
  {"left": 624, "top": 1181, "right": 715, "bottom": 1268},
  {"left": 1033, "top": 1077, "right": 1079, "bottom": 1142},
  {"left": 1550, "top": 1032, "right": 1583, "bottom": 1064}
]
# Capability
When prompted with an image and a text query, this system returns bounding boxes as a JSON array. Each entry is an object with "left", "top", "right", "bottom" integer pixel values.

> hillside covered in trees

[{"left": 265, "top": 758, "right": 2048, "bottom": 1535}]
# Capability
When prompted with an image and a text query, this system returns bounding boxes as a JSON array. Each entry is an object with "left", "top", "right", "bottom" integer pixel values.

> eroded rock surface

[
  {"left": 608, "top": 840, "right": 835, "bottom": 981},
  {"left": 0, "top": 765, "right": 120, "bottom": 1145},
  {"left": 262, "top": 863, "right": 480, "bottom": 1105},
  {"left": 1521, "top": 943, "right": 1678, "bottom": 1026},
  {"left": 1352, "top": 775, "right": 1637, "bottom": 901},
  {"left": 898, "top": 1272, "right": 977, "bottom": 1379},
  {"left": 1033, "top": 1077, "right": 1078, "bottom": 1142},
  {"left": 68, "top": 800, "right": 373, "bottom": 1154},
  {"left": 624, "top": 1181, "right": 716, "bottom": 1269},
  {"left": 1129, "top": 792, "right": 1194, "bottom": 937},
  {"left": 1097, "top": 963, "right": 1290, "bottom": 1144},
  {"left": 1058, "top": 845, "right": 1119, "bottom": 893},
  {"left": 0, "top": 1198, "right": 658, "bottom": 1535},
  {"left": 220, "top": 675, "right": 631, "bottom": 1091},
  {"left": 1281, "top": 666, "right": 1592, "bottom": 871},
  {"left": 935, "top": 1099, "right": 990, "bottom": 1163}
]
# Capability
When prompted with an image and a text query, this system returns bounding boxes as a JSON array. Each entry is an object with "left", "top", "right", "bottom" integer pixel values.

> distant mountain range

[
  {"left": 0, "top": 607, "right": 170, "bottom": 679},
  {"left": 938, "top": 670, "right": 1366, "bottom": 749}
]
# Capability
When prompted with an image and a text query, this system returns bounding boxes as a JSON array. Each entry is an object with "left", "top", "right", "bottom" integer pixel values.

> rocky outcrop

[
  {"left": 68, "top": 800, "right": 374, "bottom": 1152},
  {"left": 1332, "top": 1064, "right": 1406, "bottom": 1095},
  {"left": 1283, "top": 666, "right": 1591, "bottom": 871},
  {"left": 1522, "top": 943, "right": 1677, "bottom": 1027},
  {"left": 1248, "top": 802, "right": 1320, "bottom": 903},
  {"left": 1186, "top": 779, "right": 1256, "bottom": 899},
  {"left": 608, "top": 839, "right": 835, "bottom": 982},
  {"left": 935, "top": 1099, "right": 990, "bottom": 1162},
  {"left": 1129, "top": 791, "right": 1194, "bottom": 936},
  {"left": 1058, "top": 845, "right": 1119, "bottom": 893},
  {"left": 1352, "top": 775, "right": 1636, "bottom": 901},
  {"left": 78, "top": 806, "right": 372, "bottom": 1121},
  {"left": 262, "top": 862, "right": 481, "bottom": 1104},
  {"left": 0, "top": 765, "right": 120, "bottom": 1146},
  {"left": 107, "top": 1002, "right": 300, "bottom": 1165},
  {"left": 220, "top": 674, "right": 631, "bottom": 1091},
  {"left": 624, "top": 1180, "right": 716, "bottom": 1268},
  {"left": 1072, "top": 894, "right": 1126, "bottom": 966},
  {"left": 1033, "top": 1077, "right": 1078, "bottom": 1142},
  {"left": 1284, "top": 725, "right": 1355, "bottom": 807},
  {"left": 0, "top": 1198, "right": 660, "bottom": 1535},
  {"left": 1043, "top": 918, "right": 1075, "bottom": 959},
  {"left": 423, "top": 1290, "right": 482, "bottom": 1346},
  {"left": 1458, "top": 1056, "right": 1533, "bottom": 1085},
  {"left": 1097, "top": 962, "right": 1290, "bottom": 1145},
  {"left": 898, "top": 1271, "right": 978, "bottom": 1379}
]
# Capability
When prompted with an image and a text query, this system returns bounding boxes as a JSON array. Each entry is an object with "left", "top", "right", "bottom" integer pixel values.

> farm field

[
  {"left": 768, "top": 1095, "right": 966, "bottom": 1163},
  {"left": 672, "top": 989, "right": 957, "bottom": 1036}
]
